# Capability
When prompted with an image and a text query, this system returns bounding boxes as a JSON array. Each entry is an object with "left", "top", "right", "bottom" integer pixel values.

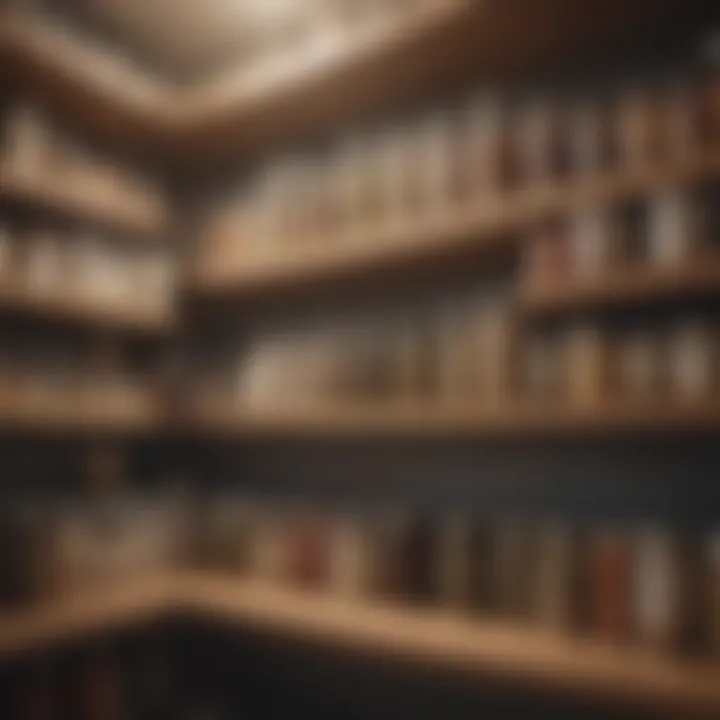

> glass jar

[
  {"left": 666, "top": 321, "right": 717, "bottom": 401},
  {"left": 646, "top": 190, "right": 704, "bottom": 267},
  {"left": 616, "top": 87, "right": 662, "bottom": 166}
]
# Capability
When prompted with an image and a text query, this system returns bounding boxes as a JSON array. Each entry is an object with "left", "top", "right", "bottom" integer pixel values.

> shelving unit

[
  {"left": 0, "top": 387, "right": 165, "bottom": 435},
  {"left": 0, "top": 577, "right": 175, "bottom": 660},
  {"left": 520, "top": 261, "right": 720, "bottom": 316},
  {"left": 0, "top": 167, "right": 168, "bottom": 239},
  {"left": 2, "top": 575, "right": 720, "bottom": 715},
  {"left": 189, "top": 401, "right": 720, "bottom": 439},
  {"left": 191, "top": 148, "right": 720, "bottom": 300},
  {"left": 2, "top": 1, "right": 712, "bottom": 164},
  {"left": 0, "top": 283, "right": 175, "bottom": 334}
]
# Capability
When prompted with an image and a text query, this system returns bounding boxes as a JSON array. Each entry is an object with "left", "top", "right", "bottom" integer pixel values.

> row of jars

[
  {"left": 0, "top": 336, "right": 157, "bottom": 410},
  {"left": 194, "top": 499, "right": 720, "bottom": 659},
  {"left": 204, "top": 69, "right": 720, "bottom": 264},
  {"left": 527, "top": 319, "right": 719, "bottom": 405},
  {"left": 0, "top": 223, "right": 174, "bottom": 309},
  {"left": 226, "top": 305, "right": 717, "bottom": 409},
  {"left": 1, "top": 106, "right": 164, "bottom": 220},
  {"left": 525, "top": 189, "right": 720, "bottom": 283},
  {"left": 0, "top": 495, "right": 184, "bottom": 607}
]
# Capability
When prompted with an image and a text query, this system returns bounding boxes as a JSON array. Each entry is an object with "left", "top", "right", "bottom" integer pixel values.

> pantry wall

[{"left": 2, "top": 0, "right": 720, "bottom": 718}]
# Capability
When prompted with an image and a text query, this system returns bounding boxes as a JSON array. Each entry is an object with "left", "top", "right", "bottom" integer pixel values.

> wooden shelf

[
  {"left": 191, "top": 148, "right": 720, "bottom": 301},
  {"left": 0, "top": 577, "right": 175, "bottom": 660},
  {"left": 0, "top": 283, "right": 175, "bottom": 334},
  {"left": 0, "top": 388, "right": 165, "bottom": 435},
  {"left": 189, "top": 401, "right": 720, "bottom": 439},
  {"left": 520, "top": 262, "right": 720, "bottom": 316},
  {"left": 0, "top": 168, "right": 168, "bottom": 239},
  {"left": 3, "top": 574, "right": 719, "bottom": 713},
  {"left": 177, "top": 576, "right": 720, "bottom": 715},
  {"left": 3, "top": 2, "right": 714, "bottom": 164}
]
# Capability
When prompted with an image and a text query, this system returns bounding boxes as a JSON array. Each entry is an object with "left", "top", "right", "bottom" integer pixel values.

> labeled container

[
  {"left": 617, "top": 332, "right": 661, "bottom": 400},
  {"left": 570, "top": 211, "right": 623, "bottom": 277},
  {"left": 330, "top": 514, "right": 373, "bottom": 598},
  {"left": 633, "top": 528, "right": 686, "bottom": 652},
  {"left": 438, "top": 516, "right": 475, "bottom": 611},
  {"left": 456, "top": 97, "right": 506, "bottom": 199},
  {"left": 646, "top": 190, "right": 704, "bottom": 267},
  {"left": 514, "top": 100, "right": 562, "bottom": 184},
  {"left": 565, "top": 324, "right": 612, "bottom": 407},
  {"left": 588, "top": 529, "right": 634, "bottom": 644},
  {"left": 495, "top": 522, "right": 536, "bottom": 619},
  {"left": 616, "top": 87, "right": 662, "bottom": 166},
  {"left": 666, "top": 321, "right": 717, "bottom": 401},
  {"left": 567, "top": 98, "right": 612, "bottom": 175},
  {"left": 534, "top": 524, "right": 577, "bottom": 631}
]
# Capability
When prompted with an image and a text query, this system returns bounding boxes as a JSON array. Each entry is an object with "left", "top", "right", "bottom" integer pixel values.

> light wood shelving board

[
  {"left": 0, "top": 167, "right": 168, "bottom": 239},
  {"left": 189, "top": 401, "right": 720, "bottom": 439},
  {"left": 18, "top": 573, "right": 709, "bottom": 715},
  {"left": 0, "top": 283, "right": 175, "bottom": 334},
  {"left": 520, "top": 261, "right": 720, "bottom": 315},
  {"left": 3, "top": 575, "right": 720, "bottom": 713},
  {"left": 192, "top": 148, "right": 720, "bottom": 300},
  {"left": 2, "top": 1, "right": 713, "bottom": 164},
  {"left": 179, "top": 576, "right": 720, "bottom": 715},
  {"left": 0, "top": 388, "right": 165, "bottom": 435},
  {"left": 0, "top": 577, "right": 175, "bottom": 659}
]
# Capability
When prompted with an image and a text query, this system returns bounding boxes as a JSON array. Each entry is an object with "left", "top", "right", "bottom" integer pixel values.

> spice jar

[
  {"left": 524, "top": 221, "right": 571, "bottom": 285},
  {"left": 330, "top": 514, "right": 373, "bottom": 598},
  {"left": 455, "top": 97, "right": 506, "bottom": 201},
  {"left": 475, "top": 300, "right": 517, "bottom": 408},
  {"left": 588, "top": 529, "right": 634, "bottom": 644},
  {"left": 534, "top": 523, "right": 577, "bottom": 632},
  {"left": 514, "top": 99, "right": 562, "bottom": 185},
  {"left": 618, "top": 332, "right": 661, "bottom": 400},
  {"left": 666, "top": 321, "right": 717, "bottom": 401},
  {"left": 287, "top": 511, "right": 334, "bottom": 591},
  {"left": 417, "top": 114, "right": 455, "bottom": 215},
  {"left": 438, "top": 516, "right": 476, "bottom": 611},
  {"left": 633, "top": 528, "right": 686, "bottom": 652},
  {"left": 495, "top": 521, "right": 535, "bottom": 619},
  {"left": 25, "top": 232, "right": 64, "bottom": 296},
  {"left": 0, "top": 224, "right": 14, "bottom": 282},
  {"left": 657, "top": 80, "right": 700, "bottom": 157},
  {"left": 524, "top": 332, "right": 563, "bottom": 403},
  {"left": 570, "top": 211, "right": 623, "bottom": 277},
  {"left": 249, "top": 508, "right": 288, "bottom": 583},
  {"left": 565, "top": 324, "right": 612, "bottom": 407},
  {"left": 567, "top": 98, "right": 612, "bottom": 175},
  {"left": 646, "top": 190, "right": 704, "bottom": 267},
  {"left": 616, "top": 87, "right": 662, "bottom": 166},
  {"left": 708, "top": 533, "right": 720, "bottom": 658},
  {"left": 3, "top": 107, "right": 48, "bottom": 178}
]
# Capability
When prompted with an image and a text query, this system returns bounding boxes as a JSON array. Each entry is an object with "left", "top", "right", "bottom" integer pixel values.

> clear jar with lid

[
  {"left": 25, "top": 232, "right": 65, "bottom": 296},
  {"left": 415, "top": 114, "right": 455, "bottom": 216},
  {"left": 618, "top": 331, "right": 661, "bottom": 400},
  {"left": 456, "top": 96, "right": 506, "bottom": 201},
  {"left": 566, "top": 98, "right": 612, "bottom": 176},
  {"left": 513, "top": 99, "right": 563, "bottom": 185},
  {"left": 565, "top": 324, "right": 612, "bottom": 407},
  {"left": 2, "top": 106, "right": 48, "bottom": 178},
  {"left": 533, "top": 523, "right": 577, "bottom": 631},
  {"left": 569, "top": 210, "right": 624, "bottom": 277},
  {"left": 657, "top": 79, "right": 701, "bottom": 157},
  {"left": 633, "top": 527, "right": 686, "bottom": 652},
  {"left": 646, "top": 190, "right": 705, "bottom": 267},
  {"left": 0, "top": 224, "right": 15, "bottom": 282},
  {"left": 523, "top": 331, "right": 564, "bottom": 403},
  {"left": 524, "top": 221, "right": 571, "bottom": 285},
  {"left": 588, "top": 528, "right": 634, "bottom": 644},
  {"left": 666, "top": 320, "right": 717, "bottom": 401},
  {"left": 615, "top": 86, "right": 663, "bottom": 166}
]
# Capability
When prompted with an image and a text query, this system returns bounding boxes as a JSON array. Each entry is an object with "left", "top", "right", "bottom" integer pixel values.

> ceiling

[{"left": 42, "top": 0, "right": 311, "bottom": 82}]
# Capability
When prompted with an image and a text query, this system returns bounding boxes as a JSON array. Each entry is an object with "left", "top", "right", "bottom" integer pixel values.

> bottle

[
  {"left": 566, "top": 98, "right": 612, "bottom": 176},
  {"left": 646, "top": 190, "right": 704, "bottom": 267},
  {"left": 534, "top": 523, "right": 577, "bottom": 632},
  {"left": 565, "top": 324, "right": 612, "bottom": 408},
  {"left": 666, "top": 321, "right": 716, "bottom": 402},
  {"left": 588, "top": 529, "right": 634, "bottom": 644}
]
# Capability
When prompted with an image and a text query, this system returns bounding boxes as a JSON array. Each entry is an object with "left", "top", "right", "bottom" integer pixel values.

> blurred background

[{"left": 2, "top": 0, "right": 720, "bottom": 717}]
